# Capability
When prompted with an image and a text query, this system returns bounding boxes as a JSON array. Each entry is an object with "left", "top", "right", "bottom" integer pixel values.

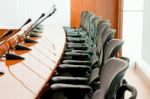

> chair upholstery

[
  {"left": 103, "top": 39, "right": 124, "bottom": 65},
  {"left": 92, "top": 58, "right": 129, "bottom": 99},
  {"left": 50, "top": 58, "right": 129, "bottom": 99}
]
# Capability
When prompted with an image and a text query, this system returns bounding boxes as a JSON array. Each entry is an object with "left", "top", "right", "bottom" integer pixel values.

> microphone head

[
  {"left": 52, "top": 5, "right": 55, "bottom": 8},
  {"left": 47, "top": 8, "right": 56, "bottom": 17},
  {"left": 39, "top": 13, "right": 45, "bottom": 19},
  {"left": 24, "top": 18, "right": 32, "bottom": 26}
]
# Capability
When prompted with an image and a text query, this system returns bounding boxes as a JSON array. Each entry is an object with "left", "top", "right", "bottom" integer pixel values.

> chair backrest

[
  {"left": 102, "top": 29, "right": 116, "bottom": 49},
  {"left": 86, "top": 13, "right": 95, "bottom": 34},
  {"left": 90, "top": 16, "right": 101, "bottom": 43},
  {"left": 88, "top": 29, "right": 116, "bottom": 91},
  {"left": 95, "top": 22, "right": 111, "bottom": 57},
  {"left": 99, "top": 29, "right": 116, "bottom": 66},
  {"left": 95, "top": 19, "right": 110, "bottom": 41},
  {"left": 92, "top": 58, "right": 129, "bottom": 99},
  {"left": 103, "top": 39, "right": 124, "bottom": 65},
  {"left": 82, "top": 12, "right": 93, "bottom": 31},
  {"left": 80, "top": 11, "right": 88, "bottom": 28}
]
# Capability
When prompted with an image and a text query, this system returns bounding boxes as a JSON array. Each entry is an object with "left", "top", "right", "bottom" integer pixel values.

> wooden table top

[{"left": 0, "top": 24, "right": 66, "bottom": 99}]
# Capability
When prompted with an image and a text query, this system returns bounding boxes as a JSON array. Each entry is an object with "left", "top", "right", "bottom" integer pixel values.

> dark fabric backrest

[
  {"left": 103, "top": 39, "right": 124, "bottom": 64},
  {"left": 95, "top": 22, "right": 111, "bottom": 66},
  {"left": 90, "top": 16, "right": 101, "bottom": 43},
  {"left": 100, "top": 29, "right": 116, "bottom": 67},
  {"left": 102, "top": 29, "right": 116, "bottom": 49},
  {"left": 92, "top": 58, "right": 128, "bottom": 99},
  {"left": 83, "top": 12, "right": 93, "bottom": 31},
  {"left": 96, "top": 22, "right": 111, "bottom": 55},
  {"left": 80, "top": 11, "right": 88, "bottom": 28}
]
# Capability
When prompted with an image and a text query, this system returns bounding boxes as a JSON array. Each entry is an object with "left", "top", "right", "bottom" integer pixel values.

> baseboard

[{"left": 135, "top": 60, "right": 150, "bottom": 88}]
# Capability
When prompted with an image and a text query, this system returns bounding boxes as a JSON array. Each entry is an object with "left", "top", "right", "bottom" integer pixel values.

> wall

[
  {"left": 142, "top": 0, "right": 150, "bottom": 66},
  {"left": 0, "top": 0, "right": 70, "bottom": 28},
  {"left": 122, "top": 0, "right": 143, "bottom": 65},
  {"left": 71, "top": 0, "right": 122, "bottom": 38}
]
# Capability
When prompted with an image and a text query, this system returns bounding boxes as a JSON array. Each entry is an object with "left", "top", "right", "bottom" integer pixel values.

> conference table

[{"left": 0, "top": 24, "right": 66, "bottom": 99}]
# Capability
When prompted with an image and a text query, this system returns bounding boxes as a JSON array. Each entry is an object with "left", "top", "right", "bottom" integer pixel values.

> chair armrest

[
  {"left": 120, "top": 56, "right": 130, "bottom": 63},
  {"left": 50, "top": 83, "right": 92, "bottom": 92},
  {"left": 67, "top": 37, "right": 86, "bottom": 43},
  {"left": 66, "top": 31, "right": 86, "bottom": 35},
  {"left": 58, "top": 64, "right": 91, "bottom": 76},
  {"left": 64, "top": 52, "right": 91, "bottom": 59},
  {"left": 63, "top": 26, "right": 79, "bottom": 32},
  {"left": 66, "top": 33, "right": 84, "bottom": 37},
  {"left": 71, "top": 50, "right": 95, "bottom": 56},
  {"left": 67, "top": 45, "right": 88, "bottom": 50},
  {"left": 63, "top": 60, "right": 91, "bottom": 65},
  {"left": 67, "top": 42, "right": 87, "bottom": 46},
  {"left": 52, "top": 76, "right": 88, "bottom": 84},
  {"left": 59, "top": 64, "right": 90, "bottom": 69},
  {"left": 116, "top": 84, "right": 137, "bottom": 99}
]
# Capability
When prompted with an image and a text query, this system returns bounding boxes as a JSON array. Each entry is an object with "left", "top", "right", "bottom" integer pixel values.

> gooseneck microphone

[
  {"left": 0, "top": 18, "right": 32, "bottom": 46},
  {"left": 21, "top": 13, "right": 46, "bottom": 38},
  {"left": 0, "top": 18, "right": 32, "bottom": 60},
  {"left": 0, "top": 18, "right": 31, "bottom": 41},
  {"left": 15, "top": 18, "right": 32, "bottom": 34},
  {"left": 33, "top": 7, "right": 56, "bottom": 30}
]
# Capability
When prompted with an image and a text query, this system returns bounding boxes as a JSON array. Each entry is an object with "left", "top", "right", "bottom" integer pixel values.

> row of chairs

[{"left": 43, "top": 11, "right": 137, "bottom": 99}]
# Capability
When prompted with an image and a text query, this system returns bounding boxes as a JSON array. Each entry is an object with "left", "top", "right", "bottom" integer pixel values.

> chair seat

[
  {"left": 52, "top": 76, "right": 88, "bottom": 84},
  {"left": 59, "top": 64, "right": 90, "bottom": 69},
  {"left": 63, "top": 60, "right": 91, "bottom": 65},
  {"left": 50, "top": 83, "right": 92, "bottom": 91}
]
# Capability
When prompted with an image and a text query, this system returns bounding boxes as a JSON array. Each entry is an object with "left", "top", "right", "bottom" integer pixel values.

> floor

[{"left": 124, "top": 66, "right": 150, "bottom": 99}]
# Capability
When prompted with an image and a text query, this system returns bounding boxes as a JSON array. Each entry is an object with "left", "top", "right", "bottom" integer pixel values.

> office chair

[
  {"left": 63, "top": 16, "right": 100, "bottom": 59},
  {"left": 64, "top": 16, "right": 101, "bottom": 53},
  {"left": 62, "top": 24, "right": 111, "bottom": 66},
  {"left": 49, "top": 58, "right": 129, "bottom": 99},
  {"left": 52, "top": 38, "right": 123, "bottom": 83},
  {"left": 63, "top": 22, "right": 111, "bottom": 61},
  {"left": 64, "top": 11, "right": 91, "bottom": 39},
  {"left": 90, "top": 58, "right": 129, "bottom": 99},
  {"left": 63, "top": 11, "right": 88, "bottom": 33},
  {"left": 66, "top": 12, "right": 94, "bottom": 44},
  {"left": 53, "top": 39, "right": 124, "bottom": 86}
]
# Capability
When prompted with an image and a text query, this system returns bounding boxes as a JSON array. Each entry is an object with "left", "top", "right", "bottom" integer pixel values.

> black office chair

[
  {"left": 49, "top": 58, "right": 130, "bottom": 99},
  {"left": 102, "top": 39, "right": 124, "bottom": 65},
  {"left": 52, "top": 38, "right": 124, "bottom": 84},
  {"left": 63, "top": 11, "right": 88, "bottom": 33},
  {"left": 91, "top": 58, "right": 130, "bottom": 99},
  {"left": 63, "top": 22, "right": 111, "bottom": 61},
  {"left": 60, "top": 24, "right": 109, "bottom": 71},
  {"left": 64, "top": 17, "right": 107, "bottom": 55},
  {"left": 66, "top": 12, "right": 94, "bottom": 44}
]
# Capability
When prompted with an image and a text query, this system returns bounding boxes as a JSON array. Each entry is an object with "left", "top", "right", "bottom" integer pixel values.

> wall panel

[{"left": 71, "top": 0, "right": 122, "bottom": 38}]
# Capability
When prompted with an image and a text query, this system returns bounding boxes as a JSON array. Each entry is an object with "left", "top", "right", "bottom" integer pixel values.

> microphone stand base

[
  {"left": 6, "top": 53, "right": 25, "bottom": 60},
  {"left": 30, "top": 32, "right": 41, "bottom": 37},
  {"left": 15, "top": 44, "right": 31, "bottom": 50},
  {"left": 24, "top": 38, "right": 38, "bottom": 43}
]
